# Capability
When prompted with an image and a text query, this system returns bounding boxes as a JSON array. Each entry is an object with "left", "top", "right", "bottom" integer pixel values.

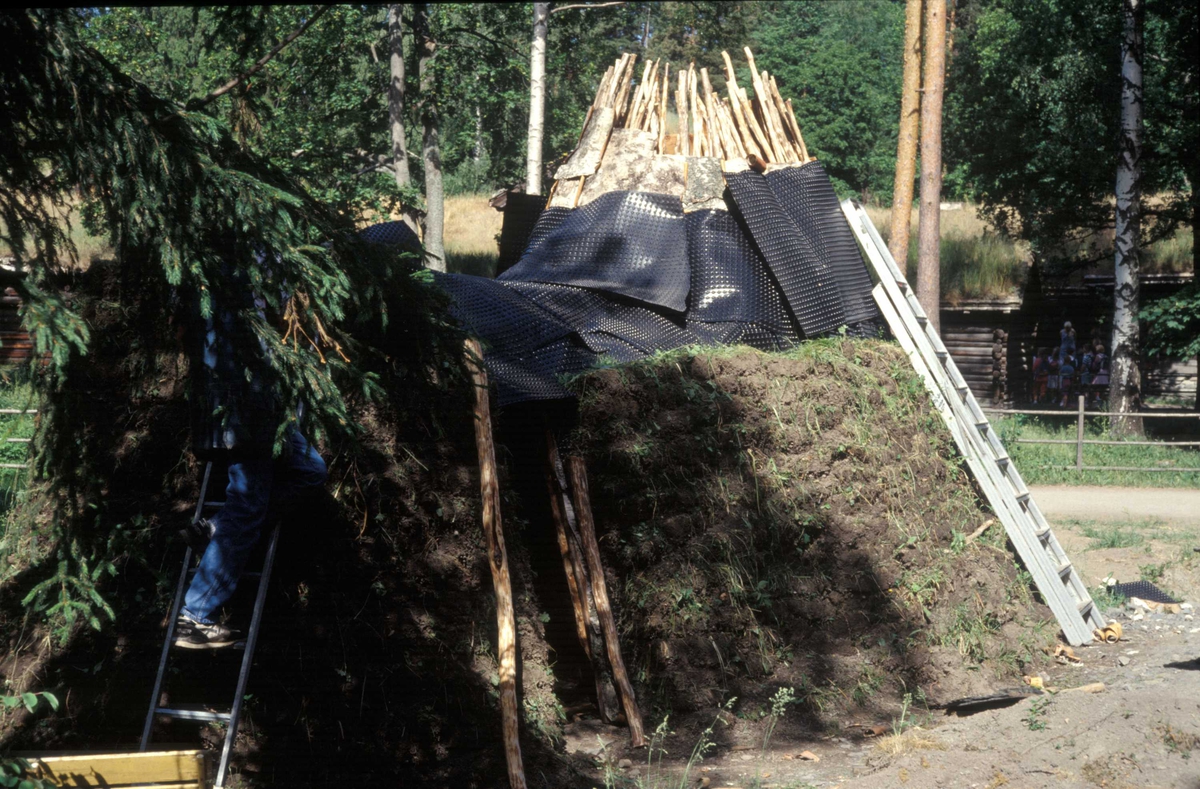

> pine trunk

[
  {"left": 1110, "top": 0, "right": 1144, "bottom": 436},
  {"left": 889, "top": 0, "right": 923, "bottom": 269},
  {"left": 525, "top": 3, "right": 549, "bottom": 195},
  {"left": 916, "top": 0, "right": 946, "bottom": 334},
  {"left": 415, "top": 4, "right": 444, "bottom": 271}
]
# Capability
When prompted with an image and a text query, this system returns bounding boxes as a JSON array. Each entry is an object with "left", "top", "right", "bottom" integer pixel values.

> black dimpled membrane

[
  {"left": 724, "top": 170, "right": 846, "bottom": 337},
  {"left": 766, "top": 162, "right": 880, "bottom": 326},
  {"left": 505, "top": 281, "right": 698, "bottom": 362},
  {"left": 685, "top": 209, "right": 800, "bottom": 350},
  {"left": 427, "top": 168, "right": 882, "bottom": 406},
  {"left": 499, "top": 191, "right": 691, "bottom": 313},
  {"left": 357, "top": 220, "right": 421, "bottom": 251}
]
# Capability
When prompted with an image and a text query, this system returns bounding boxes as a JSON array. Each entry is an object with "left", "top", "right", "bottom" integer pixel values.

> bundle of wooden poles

[{"left": 585, "top": 46, "right": 811, "bottom": 165}]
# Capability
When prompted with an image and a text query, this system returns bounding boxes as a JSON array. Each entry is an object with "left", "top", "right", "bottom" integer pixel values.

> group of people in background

[{"left": 1031, "top": 321, "right": 1111, "bottom": 407}]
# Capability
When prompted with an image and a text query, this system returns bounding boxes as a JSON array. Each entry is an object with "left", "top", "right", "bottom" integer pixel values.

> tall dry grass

[
  {"left": 867, "top": 204, "right": 1029, "bottom": 303},
  {"left": 443, "top": 193, "right": 502, "bottom": 277}
]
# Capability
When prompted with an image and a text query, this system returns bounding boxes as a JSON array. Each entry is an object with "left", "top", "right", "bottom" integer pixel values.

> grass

[
  {"left": 443, "top": 193, "right": 501, "bottom": 277},
  {"left": 865, "top": 203, "right": 1028, "bottom": 303},
  {"left": 994, "top": 414, "right": 1200, "bottom": 488}
]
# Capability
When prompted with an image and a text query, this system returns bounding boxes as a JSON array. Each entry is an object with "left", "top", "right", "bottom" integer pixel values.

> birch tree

[
  {"left": 889, "top": 0, "right": 922, "bottom": 267},
  {"left": 916, "top": 0, "right": 946, "bottom": 331},
  {"left": 525, "top": 3, "right": 550, "bottom": 195},
  {"left": 414, "top": 4, "right": 444, "bottom": 270},
  {"left": 386, "top": 5, "right": 418, "bottom": 232},
  {"left": 1110, "top": 0, "right": 1144, "bottom": 435}
]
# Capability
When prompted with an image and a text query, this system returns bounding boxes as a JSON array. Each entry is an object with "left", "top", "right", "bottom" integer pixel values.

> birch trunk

[
  {"left": 889, "top": 0, "right": 923, "bottom": 269},
  {"left": 386, "top": 5, "right": 419, "bottom": 235},
  {"left": 387, "top": 5, "right": 411, "bottom": 186},
  {"left": 525, "top": 3, "right": 549, "bottom": 195},
  {"left": 1110, "top": 0, "right": 1144, "bottom": 436},
  {"left": 916, "top": 0, "right": 946, "bottom": 333},
  {"left": 415, "top": 4, "right": 444, "bottom": 271}
]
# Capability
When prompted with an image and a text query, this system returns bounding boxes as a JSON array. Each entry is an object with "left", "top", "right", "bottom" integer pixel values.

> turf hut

[{"left": 429, "top": 49, "right": 882, "bottom": 408}]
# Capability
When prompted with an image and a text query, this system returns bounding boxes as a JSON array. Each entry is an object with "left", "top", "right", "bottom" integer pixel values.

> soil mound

[{"left": 568, "top": 340, "right": 1055, "bottom": 725}]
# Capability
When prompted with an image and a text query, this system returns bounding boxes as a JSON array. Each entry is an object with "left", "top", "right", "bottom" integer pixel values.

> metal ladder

[
  {"left": 140, "top": 461, "right": 281, "bottom": 788},
  {"left": 840, "top": 199, "right": 1104, "bottom": 646}
]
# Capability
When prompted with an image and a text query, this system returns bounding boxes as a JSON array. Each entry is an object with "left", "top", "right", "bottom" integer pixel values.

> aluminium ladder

[
  {"left": 140, "top": 461, "right": 281, "bottom": 788},
  {"left": 840, "top": 199, "right": 1104, "bottom": 646}
]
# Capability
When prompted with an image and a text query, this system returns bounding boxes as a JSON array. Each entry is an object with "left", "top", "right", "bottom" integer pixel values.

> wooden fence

[{"left": 983, "top": 397, "right": 1200, "bottom": 473}]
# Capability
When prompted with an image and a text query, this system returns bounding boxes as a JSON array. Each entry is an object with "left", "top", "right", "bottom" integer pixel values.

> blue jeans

[{"left": 182, "top": 427, "right": 327, "bottom": 623}]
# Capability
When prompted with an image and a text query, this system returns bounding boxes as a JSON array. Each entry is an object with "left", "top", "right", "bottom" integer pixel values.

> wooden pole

[
  {"left": 564, "top": 456, "right": 646, "bottom": 748},
  {"left": 784, "top": 98, "right": 809, "bottom": 162},
  {"left": 676, "top": 71, "right": 690, "bottom": 157},
  {"left": 465, "top": 338, "right": 527, "bottom": 789},
  {"left": 889, "top": 0, "right": 923, "bottom": 268},
  {"left": 657, "top": 62, "right": 670, "bottom": 152},
  {"left": 721, "top": 50, "right": 760, "bottom": 160},
  {"left": 544, "top": 431, "right": 620, "bottom": 723},
  {"left": 917, "top": 0, "right": 947, "bottom": 332},
  {"left": 744, "top": 48, "right": 786, "bottom": 161}
]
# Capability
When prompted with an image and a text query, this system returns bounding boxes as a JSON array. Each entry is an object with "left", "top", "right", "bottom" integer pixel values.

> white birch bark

[
  {"left": 415, "top": 4, "right": 444, "bottom": 271},
  {"left": 525, "top": 3, "right": 549, "bottom": 195},
  {"left": 1110, "top": 0, "right": 1144, "bottom": 435}
]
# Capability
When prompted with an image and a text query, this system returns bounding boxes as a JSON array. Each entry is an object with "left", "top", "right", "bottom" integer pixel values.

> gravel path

[{"left": 1031, "top": 485, "right": 1200, "bottom": 526}]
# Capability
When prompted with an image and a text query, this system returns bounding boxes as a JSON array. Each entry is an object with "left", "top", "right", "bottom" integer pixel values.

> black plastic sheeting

[
  {"left": 766, "top": 162, "right": 880, "bottom": 328},
  {"left": 499, "top": 191, "right": 691, "bottom": 313},
  {"left": 723, "top": 169, "right": 846, "bottom": 337},
  {"left": 365, "top": 166, "right": 880, "bottom": 407}
]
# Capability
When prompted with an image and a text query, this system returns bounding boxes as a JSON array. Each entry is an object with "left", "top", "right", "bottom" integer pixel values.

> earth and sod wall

[{"left": 0, "top": 273, "right": 1055, "bottom": 787}]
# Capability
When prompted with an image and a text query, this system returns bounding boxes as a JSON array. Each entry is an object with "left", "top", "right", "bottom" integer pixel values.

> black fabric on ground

[
  {"left": 1111, "top": 580, "right": 1179, "bottom": 604},
  {"left": 723, "top": 170, "right": 846, "bottom": 337},
  {"left": 766, "top": 162, "right": 880, "bottom": 327},
  {"left": 684, "top": 209, "right": 800, "bottom": 350},
  {"left": 499, "top": 191, "right": 691, "bottom": 313}
]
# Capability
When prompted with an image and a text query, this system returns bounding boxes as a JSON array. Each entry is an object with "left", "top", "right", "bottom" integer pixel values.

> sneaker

[
  {"left": 173, "top": 613, "right": 240, "bottom": 650},
  {"left": 179, "top": 517, "right": 216, "bottom": 555}
]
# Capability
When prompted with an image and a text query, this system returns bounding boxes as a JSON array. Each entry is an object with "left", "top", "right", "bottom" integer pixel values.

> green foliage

[
  {"left": 947, "top": 0, "right": 1196, "bottom": 269},
  {"left": 1142, "top": 281, "right": 1200, "bottom": 361},
  {"left": 2, "top": 9, "right": 465, "bottom": 636},
  {"left": 1023, "top": 696, "right": 1051, "bottom": 731},
  {"left": 1, "top": 692, "right": 59, "bottom": 789},
  {"left": 752, "top": 1, "right": 905, "bottom": 201}
]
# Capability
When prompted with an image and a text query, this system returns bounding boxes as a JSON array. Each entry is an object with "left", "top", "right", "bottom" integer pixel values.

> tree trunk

[
  {"left": 525, "top": 3, "right": 549, "bottom": 195},
  {"left": 415, "top": 4, "right": 445, "bottom": 271},
  {"left": 386, "top": 5, "right": 418, "bottom": 234},
  {"left": 1110, "top": 0, "right": 1144, "bottom": 436},
  {"left": 916, "top": 0, "right": 946, "bottom": 333},
  {"left": 889, "top": 0, "right": 922, "bottom": 270}
]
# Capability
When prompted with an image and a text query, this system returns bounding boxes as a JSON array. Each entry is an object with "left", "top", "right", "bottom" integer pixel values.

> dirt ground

[{"left": 571, "top": 500, "right": 1200, "bottom": 789}]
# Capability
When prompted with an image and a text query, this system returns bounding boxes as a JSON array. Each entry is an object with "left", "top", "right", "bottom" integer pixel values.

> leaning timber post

[
  {"left": 564, "top": 456, "right": 646, "bottom": 748},
  {"left": 465, "top": 338, "right": 527, "bottom": 789},
  {"left": 544, "top": 430, "right": 620, "bottom": 723}
]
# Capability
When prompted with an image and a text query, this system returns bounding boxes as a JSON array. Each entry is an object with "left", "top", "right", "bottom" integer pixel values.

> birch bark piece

[
  {"left": 555, "top": 106, "right": 615, "bottom": 180},
  {"left": 683, "top": 156, "right": 728, "bottom": 212}
]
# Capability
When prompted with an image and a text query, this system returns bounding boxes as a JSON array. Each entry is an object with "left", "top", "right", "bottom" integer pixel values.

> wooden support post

[
  {"left": 465, "top": 338, "right": 527, "bottom": 789},
  {"left": 1076, "top": 395, "right": 1086, "bottom": 471},
  {"left": 564, "top": 455, "right": 646, "bottom": 748},
  {"left": 544, "top": 430, "right": 620, "bottom": 723}
]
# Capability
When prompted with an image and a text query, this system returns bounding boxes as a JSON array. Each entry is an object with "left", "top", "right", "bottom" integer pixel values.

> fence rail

[
  {"left": 0, "top": 407, "right": 36, "bottom": 471},
  {"left": 982, "top": 397, "right": 1200, "bottom": 473}
]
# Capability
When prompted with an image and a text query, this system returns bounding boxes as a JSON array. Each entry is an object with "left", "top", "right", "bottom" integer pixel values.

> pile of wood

[{"left": 584, "top": 47, "right": 811, "bottom": 165}]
